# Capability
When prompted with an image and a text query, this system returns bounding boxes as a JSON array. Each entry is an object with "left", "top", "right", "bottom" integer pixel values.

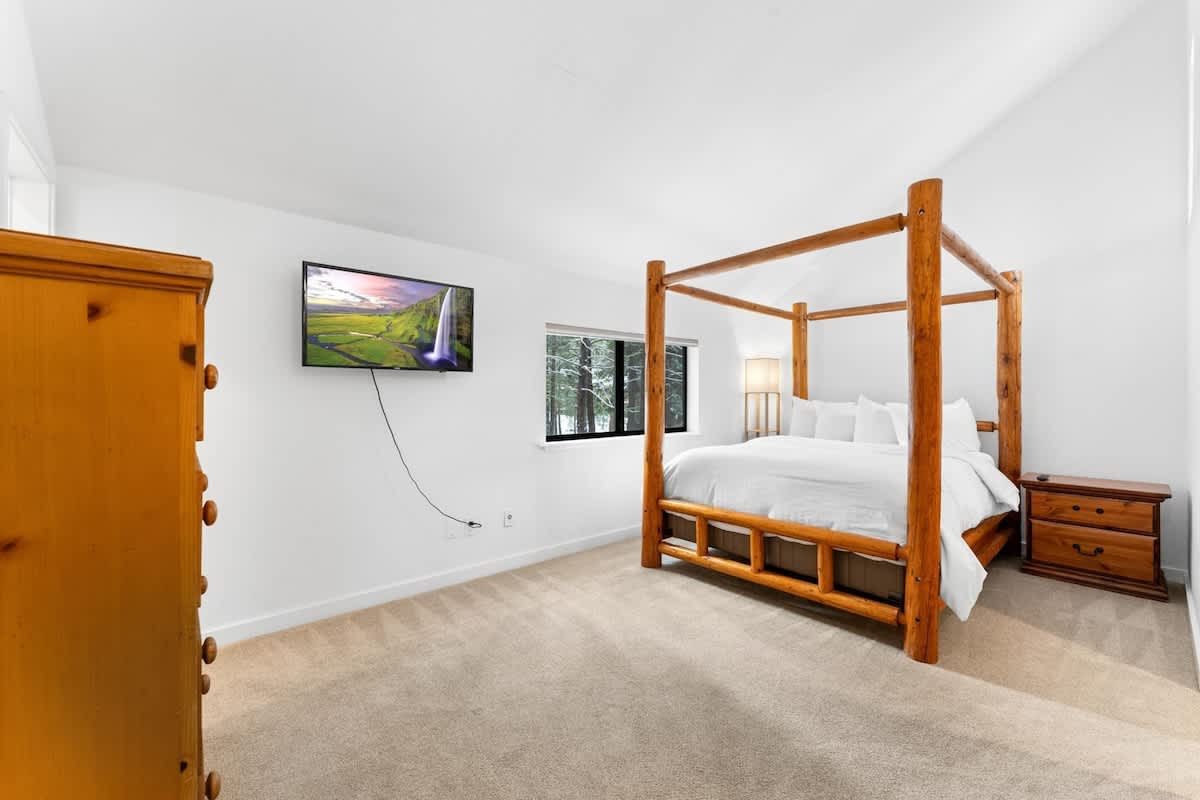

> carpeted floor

[{"left": 206, "top": 541, "right": 1200, "bottom": 799}]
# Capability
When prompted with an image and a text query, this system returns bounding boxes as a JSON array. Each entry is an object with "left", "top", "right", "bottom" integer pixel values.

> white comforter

[{"left": 662, "top": 436, "right": 1020, "bottom": 619}]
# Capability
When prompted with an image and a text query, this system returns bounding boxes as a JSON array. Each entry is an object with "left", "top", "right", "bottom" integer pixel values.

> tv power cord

[{"left": 369, "top": 368, "right": 482, "bottom": 529}]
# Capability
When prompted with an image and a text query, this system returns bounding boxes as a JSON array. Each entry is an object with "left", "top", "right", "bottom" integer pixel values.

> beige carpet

[{"left": 206, "top": 541, "right": 1200, "bottom": 799}]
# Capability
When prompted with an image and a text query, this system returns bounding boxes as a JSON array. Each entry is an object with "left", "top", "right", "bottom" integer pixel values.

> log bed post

[
  {"left": 642, "top": 260, "right": 667, "bottom": 568},
  {"left": 792, "top": 302, "right": 808, "bottom": 399},
  {"left": 997, "top": 270, "right": 1022, "bottom": 482},
  {"left": 902, "top": 179, "right": 944, "bottom": 664}
]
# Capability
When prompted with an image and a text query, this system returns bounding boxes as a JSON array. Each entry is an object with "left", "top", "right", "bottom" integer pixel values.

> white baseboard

[
  {"left": 205, "top": 525, "right": 639, "bottom": 645},
  {"left": 1164, "top": 565, "right": 1190, "bottom": 585},
  {"left": 1187, "top": 583, "right": 1200, "bottom": 692}
]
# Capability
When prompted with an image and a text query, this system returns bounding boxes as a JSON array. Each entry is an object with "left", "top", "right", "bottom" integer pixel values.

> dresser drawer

[
  {"left": 1028, "top": 490, "right": 1155, "bottom": 534},
  {"left": 1028, "top": 521, "right": 1154, "bottom": 583}
]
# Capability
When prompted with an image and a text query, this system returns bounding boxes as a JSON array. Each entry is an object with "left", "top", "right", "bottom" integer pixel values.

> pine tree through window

[{"left": 546, "top": 334, "right": 687, "bottom": 441}]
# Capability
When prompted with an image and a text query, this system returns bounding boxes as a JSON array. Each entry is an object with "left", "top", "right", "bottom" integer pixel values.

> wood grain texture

[
  {"left": 1020, "top": 475, "right": 1169, "bottom": 602},
  {"left": 997, "top": 270, "right": 1022, "bottom": 482},
  {"left": 205, "top": 771, "right": 222, "bottom": 799},
  {"left": 1029, "top": 490, "right": 1154, "bottom": 535},
  {"left": 816, "top": 543, "right": 834, "bottom": 593},
  {"left": 0, "top": 228, "right": 212, "bottom": 301},
  {"left": 902, "top": 178, "right": 944, "bottom": 665},
  {"left": 1018, "top": 473, "right": 1171, "bottom": 502},
  {"left": 792, "top": 302, "right": 808, "bottom": 398},
  {"left": 941, "top": 225, "right": 1015, "bottom": 294},
  {"left": 196, "top": 302, "right": 206, "bottom": 441},
  {"left": 0, "top": 250, "right": 206, "bottom": 799},
  {"left": 658, "top": 542, "right": 902, "bottom": 625},
  {"left": 695, "top": 516, "right": 709, "bottom": 557},
  {"left": 749, "top": 529, "right": 765, "bottom": 572},
  {"left": 663, "top": 214, "right": 904, "bottom": 285},
  {"left": 641, "top": 260, "right": 666, "bottom": 568},
  {"left": 666, "top": 283, "right": 798, "bottom": 320},
  {"left": 1020, "top": 560, "right": 1168, "bottom": 601},
  {"left": 961, "top": 512, "right": 1016, "bottom": 569},
  {"left": 806, "top": 289, "right": 997, "bottom": 321},
  {"left": 659, "top": 499, "right": 904, "bottom": 561},
  {"left": 1028, "top": 521, "right": 1155, "bottom": 583},
  {"left": 203, "top": 363, "right": 219, "bottom": 390}
]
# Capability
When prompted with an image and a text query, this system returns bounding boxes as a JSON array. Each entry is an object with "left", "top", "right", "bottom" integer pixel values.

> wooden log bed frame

[{"left": 641, "top": 178, "right": 1021, "bottom": 664}]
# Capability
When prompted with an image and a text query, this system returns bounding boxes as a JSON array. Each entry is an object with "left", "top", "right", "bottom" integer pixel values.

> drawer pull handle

[
  {"left": 1095, "top": 508, "right": 1104, "bottom": 514},
  {"left": 1072, "top": 543, "right": 1104, "bottom": 557},
  {"left": 1071, "top": 505, "right": 1080, "bottom": 511},
  {"left": 201, "top": 636, "right": 218, "bottom": 664}
]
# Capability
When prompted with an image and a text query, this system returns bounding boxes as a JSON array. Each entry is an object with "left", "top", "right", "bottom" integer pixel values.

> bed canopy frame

[{"left": 641, "top": 178, "right": 1021, "bottom": 664}]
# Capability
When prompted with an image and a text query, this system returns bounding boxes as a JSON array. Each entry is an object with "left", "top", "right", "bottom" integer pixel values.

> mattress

[{"left": 662, "top": 436, "right": 1020, "bottom": 619}]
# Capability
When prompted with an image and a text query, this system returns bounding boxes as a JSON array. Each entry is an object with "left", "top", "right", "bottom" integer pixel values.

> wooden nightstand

[{"left": 1019, "top": 473, "right": 1171, "bottom": 601}]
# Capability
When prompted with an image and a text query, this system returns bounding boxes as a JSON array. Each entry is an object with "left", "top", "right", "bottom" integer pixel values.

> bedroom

[{"left": 1, "top": 0, "right": 1198, "bottom": 798}]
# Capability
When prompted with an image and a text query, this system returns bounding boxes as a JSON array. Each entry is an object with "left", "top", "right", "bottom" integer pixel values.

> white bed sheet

[{"left": 662, "top": 436, "right": 1020, "bottom": 619}]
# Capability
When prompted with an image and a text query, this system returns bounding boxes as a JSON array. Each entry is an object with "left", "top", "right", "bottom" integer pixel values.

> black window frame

[{"left": 545, "top": 336, "right": 688, "bottom": 442}]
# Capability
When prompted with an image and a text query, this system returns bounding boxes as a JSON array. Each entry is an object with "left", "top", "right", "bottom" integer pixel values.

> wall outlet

[
  {"left": 465, "top": 517, "right": 479, "bottom": 536},
  {"left": 502, "top": 510, "right": 514, "bottom": 528},
  {"left": 445, "top": 517, "right": 459, "bottom": 540}
]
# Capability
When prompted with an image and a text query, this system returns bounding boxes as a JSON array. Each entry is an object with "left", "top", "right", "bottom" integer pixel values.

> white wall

[
  {"left": 0, "top": 0, "right": 54, "bottom": 175},
  {"left": 54, "top": 166, "right": 743, "bottom": 642},
  {"left": 1187, "top": 0, "right": 1200, "bottom": 679},
  {"left": 765, "top": 0, "right": 1191, "bottom": 576}
]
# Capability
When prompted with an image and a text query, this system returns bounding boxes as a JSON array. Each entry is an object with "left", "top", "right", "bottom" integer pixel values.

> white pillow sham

[
  {"left": 887, "top": 398, "right": 981, "bottom": 451},
  {"left": 814, "top": 403, "right": 856, "bottom": 441},
  {"left": 789, "top": 398, "right": 857, "bottom": 441},
  {"left": 788, "top": 397, "right": 819, "bottom": 437},
  {"left": 853, "top": 395, "right": 899, "bottom": 445}
]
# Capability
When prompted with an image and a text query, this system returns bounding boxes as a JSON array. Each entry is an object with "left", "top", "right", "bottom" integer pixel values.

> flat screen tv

[{"left": 302, "top": 261, "right": 474, "bottom": 371}]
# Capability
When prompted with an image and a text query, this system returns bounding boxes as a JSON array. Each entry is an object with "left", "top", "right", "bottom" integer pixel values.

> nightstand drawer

[
  {"left": 1028, "top": 490, "right": 1154, "bottom": 534},
  {"left": 1029, "top": 521, "right": 1154, "bottom": 583}
]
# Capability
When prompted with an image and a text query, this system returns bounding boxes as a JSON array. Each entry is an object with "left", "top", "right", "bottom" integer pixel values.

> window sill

[{"left": 539, "top": 431, "right": 703, "bottom": 451}]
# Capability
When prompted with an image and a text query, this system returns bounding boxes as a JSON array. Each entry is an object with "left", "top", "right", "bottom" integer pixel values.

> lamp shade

[{"left": 744, "top": 357, "right": 780, "bottom": 393}]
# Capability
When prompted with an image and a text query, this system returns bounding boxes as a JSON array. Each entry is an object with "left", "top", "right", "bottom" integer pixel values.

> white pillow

[
  {"left": 853, "top": 395, "right": 898, "bottom": 445},
  {"left": 943, "top": 398, "right": 982, "bottom": 452},
  {"left": 813, "top": 401, "right": 857, "bottom": 441},
  {"left": 789, "top": 398, "right": 818, "bottom": 437},
  {"left": 887, "top": 398, "right": 981, "bottom": 451},
  {"left": 886, "top": 402, "right": 909, "bottom": 446}
]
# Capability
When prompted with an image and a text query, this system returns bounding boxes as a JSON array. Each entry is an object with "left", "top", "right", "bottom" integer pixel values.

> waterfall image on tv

[{"left": 302, "top": 262, "right": 474, "bottom": 371}]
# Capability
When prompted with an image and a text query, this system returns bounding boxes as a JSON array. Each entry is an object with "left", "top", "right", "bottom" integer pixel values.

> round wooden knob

[
  {"left": 202, "top": 500, "right": 218, "bottom": 526},
  {"left": 200, "top": 575, "right": 208, "bottom": 595},
  {"left": 201, "top": 637, "right": 218, "bottom": 664},
  {"left": 200, "top": 673, "right": 211, "bottom": 695},
  {"left": 199, "top": 471, "right": 209, "bottom": 492},
  {"left": 205, "top": 770, "right": 222, "bottom": 799},
  {"left": 204, "top": 364, "right": 219, "bottom": 390}
]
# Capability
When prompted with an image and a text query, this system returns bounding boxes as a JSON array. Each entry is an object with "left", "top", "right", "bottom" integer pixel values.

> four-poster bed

[{"left": 641, "top": 178, "right": 1021, "bottom": 664}]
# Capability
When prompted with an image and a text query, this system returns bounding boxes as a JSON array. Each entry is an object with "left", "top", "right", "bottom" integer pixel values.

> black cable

[{"left": 369, "top": 368, "right": 482, "bottom": 528}]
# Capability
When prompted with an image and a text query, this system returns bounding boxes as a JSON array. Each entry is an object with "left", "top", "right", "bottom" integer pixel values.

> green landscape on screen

[{"left": 304, "top": 264, "right": 473, "bottom": 370}]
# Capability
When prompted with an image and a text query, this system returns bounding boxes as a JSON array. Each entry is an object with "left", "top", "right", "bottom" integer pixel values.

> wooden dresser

[
  {"left": 1019, "top": 473, "right": 1170, "bottom": 601},
  {"left": 0, "top": 230, "right": 222, "bottom": 798}
]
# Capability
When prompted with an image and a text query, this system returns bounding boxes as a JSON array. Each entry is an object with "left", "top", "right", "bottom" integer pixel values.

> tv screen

[{"left": 302, "top": 261, "right": 474, "bottom": 371}]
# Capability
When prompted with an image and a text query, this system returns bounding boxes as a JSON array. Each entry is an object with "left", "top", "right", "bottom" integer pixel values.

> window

[{"left": 546, "top": 332, "right": 687, "bottom": 441}]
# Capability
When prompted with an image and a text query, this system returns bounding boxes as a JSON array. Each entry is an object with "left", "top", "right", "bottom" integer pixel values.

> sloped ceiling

[{"left": 27, "top": 0, "right": 1145, "bottom": 299}]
